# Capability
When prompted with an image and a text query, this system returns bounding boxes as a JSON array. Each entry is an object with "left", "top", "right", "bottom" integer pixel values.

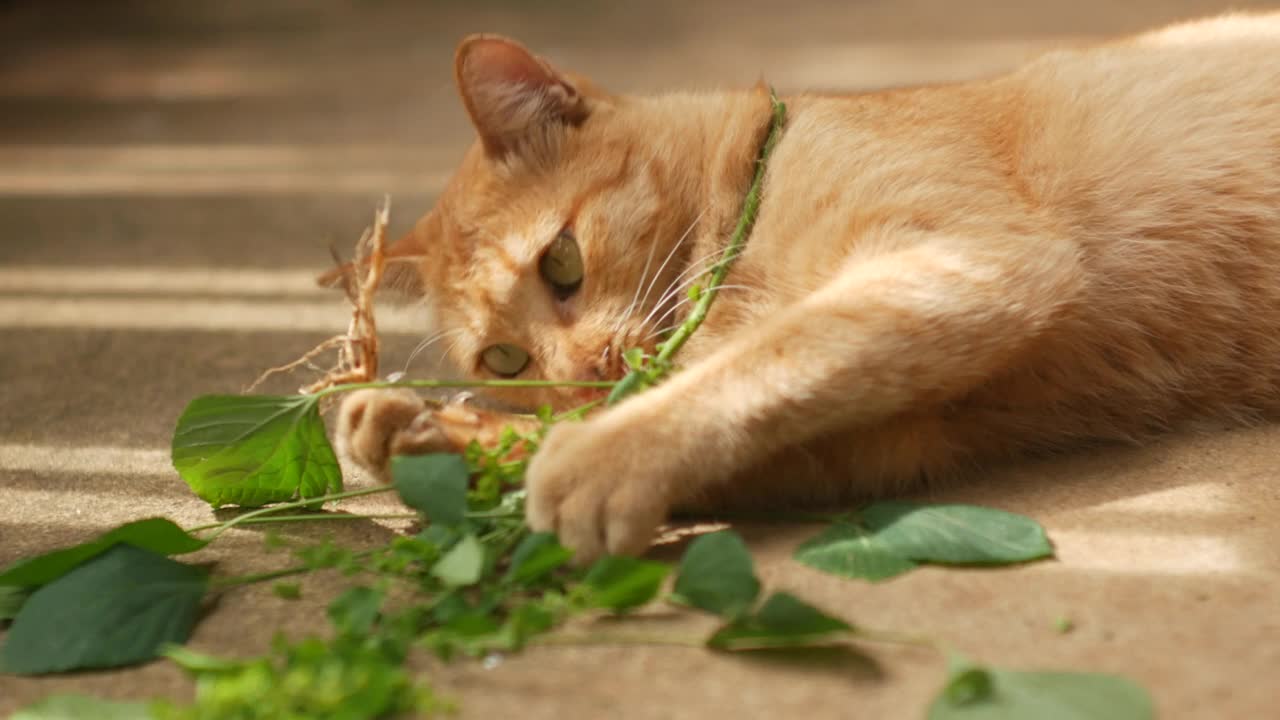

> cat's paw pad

[
  {"left": 524, "top": 417, "right": 672, "bottom": 564},
  {"left": 335, "top": 389, "right": 437, "bottom": 483}
]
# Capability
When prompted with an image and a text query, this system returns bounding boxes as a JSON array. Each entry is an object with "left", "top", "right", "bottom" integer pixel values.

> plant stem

[
  {"left": 531, "top": 631, "right": 706, "bottom": 649},
  {"left": 553, "top": 398, "right": 605, "bottom": 422},
  {"left": 669, "top": 509, "right": 848, "bottom": 524},
  {"left": 187, "top": 512, "right": 421, "bottom": 533},
  {"left": 464, "top": 509, "right": 525, "bottom": 520},
  {"left": 608, "top": 92, "right": 787, "bottom": 405},
  {"left": 315, "top": 378, "right": 616, "bottom": 401},
  {"left": 190, "top": 486, "right": 397, "bottom": 540},
  {"left": 211, "top": 549, "right": 378, "bottom": 590},
  {"left": 211, "top": 564, "right": 318, "bottom": 590}
]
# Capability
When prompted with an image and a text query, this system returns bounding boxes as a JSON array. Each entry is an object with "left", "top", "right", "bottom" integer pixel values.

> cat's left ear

[{"left": 454, "top": 34, "right": 592, "bottom": 156}]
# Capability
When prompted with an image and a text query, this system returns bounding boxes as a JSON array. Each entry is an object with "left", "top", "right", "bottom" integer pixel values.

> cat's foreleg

[{"left": 524, "top": 235, "right": 1084, "bottom": 560}]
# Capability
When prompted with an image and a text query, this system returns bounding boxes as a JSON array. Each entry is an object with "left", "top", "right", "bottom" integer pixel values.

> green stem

[
  {"left": 608, "top": 92, "right": 787, "bottom": 405},
  {"left": 190, "top": 486, "right": 396, "bottom": 540},
  {"left": 531, "top": 631, "right": 705, "bottom": 649},
  {"left": 211, "top": 564, "right": 318, "bottom": 590},
  {"left": 464, "top": 509, "right": 525, "bottom": 520},
  {"left": 211, "top": 549, "right": 378, "bottom": 590},
  {"left": 669, "top": 509, "right": 848, "bottom": 524},
  {"left": 187, "top": 512, "right": 421, "bottom": 534},
  {"left": 553, "top": 398, "right": 606, "bottom": 422},
  {"left": 315, "top": 378, "right": 615, "bottom": 401}
]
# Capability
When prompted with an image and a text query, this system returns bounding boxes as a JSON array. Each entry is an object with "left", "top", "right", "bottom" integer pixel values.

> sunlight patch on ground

[
  {"left": 1052, "top": 529, "right": 1245, "bottom": 574},
  {"left": 0, "top": 145, "right": 450, "bottom": 195},
  {"left": 0, "top": 267, "right": 327, "bottom": 296},
  {"left": 1086, "top": 481, "right": 1236, "bottom": 514},
  {"left": 0, "top": 443, "right": 172, "bottom": 476},
  {"left": 0, "top": 297, "right": 429, "bottom": 333}
]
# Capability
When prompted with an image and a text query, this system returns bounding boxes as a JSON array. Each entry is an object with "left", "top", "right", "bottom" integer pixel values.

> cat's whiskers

[
  {"left": 611, "top": 228, "right": 662, "bottom": 335},
  {"left": 401, "top": 327, "right": 465, "bottom": 375},
  {"left": 636, "top": 250, "right": 742, "bottom": 333},
  {"left": 611, "top": 210, "right": 706, "bottom": 351},
  {"left": 632, "top": 209, "right": 705, "bottom": 323},
  {"left": 640, "top": 285, "right": 760, "bottom": 341},
  {"left": 644, "top": 248, "right": 742, "bottom": 321},
  {"left": 436, "top": 334, "right": 468, "bottom": 368}
]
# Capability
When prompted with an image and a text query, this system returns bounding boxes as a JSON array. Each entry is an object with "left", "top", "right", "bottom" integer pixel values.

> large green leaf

[
  {"left": 1, "top": 544, "right": 209, "bottom": 674},
  {"left": 580, "top": 556, "right": 670, "bottom": 612},
  {"left": 392, "top": 453, "right": 470, "bottom": 527},
  {"left": 928, "top": 664, "right": 1154, "bottom": 720},
  {"left": 671, "top": 530, "right": 760, "bottom": 618},
  {"left": 707, "top": 592, "right": 852, "bottom": 651},
  {"left": 11, "top": 694, "right": 155, "bottom": 720},
  {"left": 1, "top": 585, "right": 30, "bottom": 620},
  {"left": 795, "top": 503, "right": 1053, "bottom": 582},
  {"left": 171, "top": 394, "right": 341, "bottom": 508},
  {"left": 794, "top": 521, "right": 919, "bottom": 582},
  {"left": 864, "top": 502, "right": 1053, "bottom": 565},
  {"left": 0, "top": 518, "right": 208, "bottom": 589}
]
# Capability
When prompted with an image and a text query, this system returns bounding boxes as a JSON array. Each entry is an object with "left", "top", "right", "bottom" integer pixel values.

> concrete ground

[{"left": 2, "top": 0, "right": 1279, "bottom": 717}]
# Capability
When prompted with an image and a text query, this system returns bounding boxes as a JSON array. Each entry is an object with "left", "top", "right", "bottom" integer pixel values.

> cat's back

[{"left": 1010, "top": 12, "right": 1280, "bottom": 240}]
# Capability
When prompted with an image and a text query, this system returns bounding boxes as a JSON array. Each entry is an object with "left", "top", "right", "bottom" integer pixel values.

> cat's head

[{"left": 369, "top": 35, "right": 706, "bottom": 411}]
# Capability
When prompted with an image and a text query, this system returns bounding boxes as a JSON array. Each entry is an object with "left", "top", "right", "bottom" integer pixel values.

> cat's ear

[{"left": 454, "top": 34, "right": 590, "bottom": 156}]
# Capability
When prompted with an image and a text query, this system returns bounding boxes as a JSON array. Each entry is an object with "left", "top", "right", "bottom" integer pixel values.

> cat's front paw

[
  {"left": 335, "top": 389, "right": 453, "bottom": 483},
  {"left": 525, "top": 414, "right": 675, "bottom": 563}
]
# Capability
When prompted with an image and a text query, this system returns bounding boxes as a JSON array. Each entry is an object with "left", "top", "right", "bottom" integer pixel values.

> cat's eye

[
  {"left": 539, "top": 229, "right": 584, "bottom": 299},
  {"left": 481, "top": 343, "right": 530, "bottom": 377}
]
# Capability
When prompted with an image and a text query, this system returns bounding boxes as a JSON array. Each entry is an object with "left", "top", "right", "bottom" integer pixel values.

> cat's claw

[{"left": 525, "top": 414, "right": 672, "bottom": 563}]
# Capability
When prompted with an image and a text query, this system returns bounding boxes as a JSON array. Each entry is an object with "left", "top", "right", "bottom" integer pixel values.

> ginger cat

[{"left": 337, "top": 13, "right": 1280, "bottom": 562}]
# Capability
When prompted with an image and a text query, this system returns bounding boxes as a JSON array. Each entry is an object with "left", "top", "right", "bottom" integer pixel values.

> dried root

[{"left": 246, "top": 198, "right": 391, "bottom": 396}]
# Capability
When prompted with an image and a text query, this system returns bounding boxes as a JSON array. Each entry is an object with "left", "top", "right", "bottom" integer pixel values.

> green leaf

[
  {"left": 431, "top": 534, "right": 486, "bottom": 587},
  {"left": 671, "top": 530, "right": 761, "bottom": 618},
  {"left": 1, "top": 585, "right": 29, "bottom": 620},
  {"left": 580, "top": 556, "right": 670, "bottom": 612},
  {"left": 505, "top": 532, "right": 573, "bottom": 586},
  {"left": 11, "top": 694, "right": 155, "bottom": 720},
  {"left": 944, "top": 667, "right": 996, "bottom": 706},
  {"left": 0, "top": 517, "right": 208, "bottom": 589},
  {"left": 162, "top": 644, "right": 249, "bottom": 674},
  {"left": 707, "top": 592, "right": 852, "bottom": 651},
  {"left": 864, "top": 502, "right": 1054, "bottom": 565},
  {"left": 1, "top": 544, "right": 209, "bottom": 674},
  {"left": 503, "top": 601, "right": 556, "bottom": 649},
  {"left": 927, "top": 665, "right": 1154, "bottom": 720},
  {"left": 328, "top": 586, "right": 384, "bottom": 635},
  {"left": 794, "top": 520, "right": 919, "bottom": 582},
  {"left": 392, "top": 453, "right": 470, "bottom": 527},
  {"left": 795, "top": 503, "right": 1053, "bottom": 582},
  {"left": 171, "top": 394, "right": 341, "bottom": 508}
]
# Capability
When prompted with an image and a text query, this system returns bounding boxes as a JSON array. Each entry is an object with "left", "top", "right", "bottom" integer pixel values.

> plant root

[{"left": 246, "top": 198, "right": 391, "bottom": 396}]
